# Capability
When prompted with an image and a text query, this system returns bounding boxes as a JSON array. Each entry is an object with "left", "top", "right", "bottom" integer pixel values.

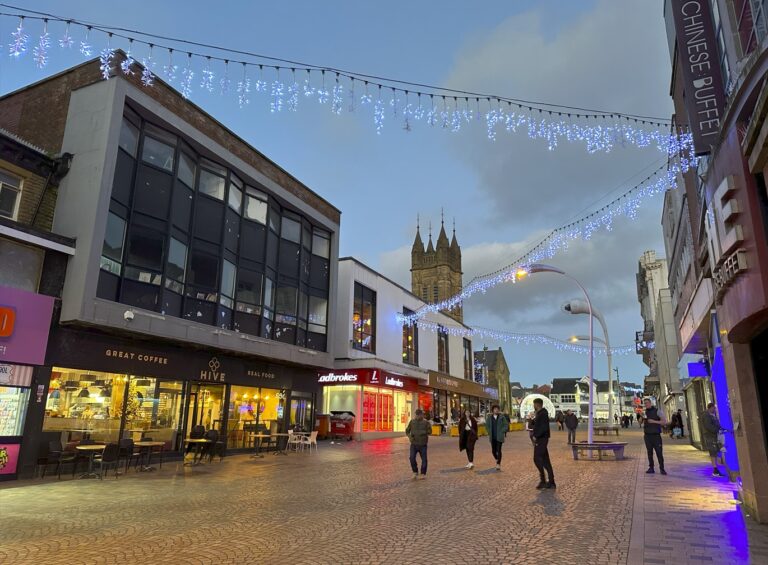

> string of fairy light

[
  {"left": 1, "top": 5, "right": 683, "bottom": 356},
  {"left": 0, "top": 6, "right": 694, "bottom": 158}
]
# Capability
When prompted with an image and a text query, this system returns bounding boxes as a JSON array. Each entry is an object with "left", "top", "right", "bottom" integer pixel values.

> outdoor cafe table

[
  {"left": 75, "top": 444, "right": 106, "bottom": 479},
  {"left": 134, "top": 441, "right": 164, "bottom": 471},
  {"left": 183, "top": 438, "right": 211, "bottom": 466}
]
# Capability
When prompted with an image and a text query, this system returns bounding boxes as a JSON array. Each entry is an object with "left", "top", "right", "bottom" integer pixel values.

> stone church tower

[{"left": 411, "top": 214, "right": 463, "bottom": 323}]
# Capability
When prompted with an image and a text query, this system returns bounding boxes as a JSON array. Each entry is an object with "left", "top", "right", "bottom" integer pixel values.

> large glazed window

[{"left": 353, "top": 282, "right": 376, "bottom": 353}]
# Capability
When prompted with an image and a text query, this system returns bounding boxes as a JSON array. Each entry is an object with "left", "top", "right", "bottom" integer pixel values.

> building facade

[
  {"left": 663, "top": 0, "right": 768, "bottom": 521},
  {"left": 410, "top": 219, "right": 463, "bottom": 323},
  {"left": 0, "top": 56, "right": 340, "bottom": 476},
  {"left": 0, "top": 129, "right": 73, "bottom": 480},
  {"left": 473, "top": 346, "right": 512, "bottom": 412},
  {"left": 635, "top": 250, "right": 670, "bottom": 397},
  {"left": 324, "top": 258, "right": 497, "bottom": 439}
]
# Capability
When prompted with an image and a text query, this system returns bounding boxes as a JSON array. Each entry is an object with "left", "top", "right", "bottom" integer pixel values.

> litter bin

[
  {"left": 315, "top": 414, "right": 330, "bottom": 440},
  {"left": 329, "top": 411, "right": 355, "bottom": 441}
]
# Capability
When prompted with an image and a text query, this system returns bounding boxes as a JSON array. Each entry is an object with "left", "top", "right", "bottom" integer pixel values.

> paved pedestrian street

[{"left": 1, "top": 429, "right": 767, "bottom": 565}]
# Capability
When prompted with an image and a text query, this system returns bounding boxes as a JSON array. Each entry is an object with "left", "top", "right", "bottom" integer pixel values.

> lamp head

[{"left": 527, "top": 263, "right": 565, "bottom": 275}]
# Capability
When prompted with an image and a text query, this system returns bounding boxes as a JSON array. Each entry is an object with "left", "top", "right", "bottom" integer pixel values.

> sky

[{"left": 0, "top": 0, "right": 674, "bottom": 387}]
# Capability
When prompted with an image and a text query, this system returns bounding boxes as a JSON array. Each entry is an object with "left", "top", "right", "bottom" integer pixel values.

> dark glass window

[
  {"left": 228, "top": 175, "right": 243, "bottom": 214},
  {"left": 437, "top": 327, "right": 449, "bottom": 374},
  {"left": 165, "top": 238, "right": 187, "bottom": 294},
  {"left": 134, "top": 164, "right": 172, "bottom": 219},
  {"left": 171, "top": 185, "right": 193, "bottom": 231},
  {"left": 281, "top": 216, "right": 301, "bottom": 243},
  {"left": 194, "top": 196, "right": 224, "bottom": 244},
  {"left": 244, "top": 187, "right": 268, "bottom": 224},
  {"left": 463, "top": 338, "right": 472, "bottom": 379},
  {"left": 312, "top": 229, "right": 330, "bottom": 258},
  {"left": 308, "top": 296, "right": 327, "bottom": 334},
  {"left": 353, "top": 282, "right": 376, "bottom": 353},
  {"left": 402, "top": 307, "right": 418, "bottom": 366},
  {"left": 188, "top": 247, "right": 218, "bottom": 289},
  {"left": 220, "top": 260, "right": 237, "bottom": 309},
  {"left": 126, "top": 225, "right": 165, "bottom": 272},
  {"left": 236, "top": 269, "right": 262, "bottom": 311},
  {"left": 199, "top": 160, "right": 226, "bottom": 200},
  {"left": 141, "top": 124, "right": 176, "bottom": 172},
  {"left": 276, "top": 285, "right": 297, "bottom": 323},
  {"left": 118, "top": 119, "right": 139, "bottom": 157},
  {"left": 100, "top": 212, "right": 126, "bottom": 275},
  {"left": 178, "top": 152, "right": 196, "bottom": 188}
]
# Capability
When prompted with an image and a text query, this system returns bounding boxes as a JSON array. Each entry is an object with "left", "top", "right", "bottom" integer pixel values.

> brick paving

[{"left": 1, "top": 428, "right": 766, "bottom": 564}]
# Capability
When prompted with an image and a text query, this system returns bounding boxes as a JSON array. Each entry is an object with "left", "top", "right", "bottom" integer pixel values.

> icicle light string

[
  {"left": 398, "top": 161, "right": 686, "bottom": 325},
  {"left": 414, "top": 319, "right": 639, "bottom": 356},
  {"left": 0, "top": 9, "right": 694, "bottom": 157}
]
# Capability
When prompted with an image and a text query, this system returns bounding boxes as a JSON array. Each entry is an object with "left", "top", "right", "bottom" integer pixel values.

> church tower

[{"left": 410, "top": 212, "right": 463, "bottom": 323}]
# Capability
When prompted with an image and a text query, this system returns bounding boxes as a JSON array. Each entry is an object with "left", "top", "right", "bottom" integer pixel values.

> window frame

[
  {"left": 0, "top": 169, "right": 22, "bottom": 221},
  {"left": 437, "top": 326, "right": 450, "bottom": 374},
  {"left": 402, "top": 307, "right": 419, "bottom": 366},
  {"left": 463, "top": 338, "right": 472, "bottom": 380},
  {"left": 353, "top": 282, "right": 376, "bottom": 353}
]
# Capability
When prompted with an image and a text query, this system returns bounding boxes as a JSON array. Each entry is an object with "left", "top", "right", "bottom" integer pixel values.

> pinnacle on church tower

[{"left": 412, "top": 214, "right": 425, "bottom": 259}]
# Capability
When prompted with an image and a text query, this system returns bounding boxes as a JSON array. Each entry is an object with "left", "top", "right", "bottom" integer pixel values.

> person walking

[
  {"left": 676, "top": 409, "right": 686, "bottom": 438},
  {"left": 487, "top": 404, "right": 509, "bottom": 470},
  {"left": 701, "top": 402, "right": 724, "bottom": 477},
  {"left": 614, "top": 412, "right": 619, "bottom": 425},
  {"left": 405, "top": 409, "right": 430, "bottom": 479},
  {"left": 643, "top": 398, "right": 667, "bottom": 475},
  {"left": 459, "top": 408, "right": 478, "bottom": 470},
  {"left": 532, "top": 398, "right": 555, "bottom": 489},
  {"left": 564, "top": 409, "right": 578, "bottom": 444}
]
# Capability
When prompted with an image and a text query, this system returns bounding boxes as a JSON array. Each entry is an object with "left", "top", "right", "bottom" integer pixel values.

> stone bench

[
  {"left": 571, "top": 441, "right": 628, "bottom": 461},
  {"left": 594, "top": 426, "right": 620, "bottom": 436}
]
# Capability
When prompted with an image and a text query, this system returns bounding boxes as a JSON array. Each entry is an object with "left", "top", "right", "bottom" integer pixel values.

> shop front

[
  {"left": 424, "top": 371, "right": 499, "bottom": 424},
  {"left": 17, "top": 327, "right": 319, "bottom": 476},
  {"left": 319, "top": 369, "right": 420, "bottom": 439},
  {"left": 0, "top": 285, "right": 55, "bottom": 481}
]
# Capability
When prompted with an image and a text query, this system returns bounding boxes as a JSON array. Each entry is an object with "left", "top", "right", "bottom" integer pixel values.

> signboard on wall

[
  {"left": 0, "top": 285, "right": 55, "bottom": 366},
  {"left": 317, "top": 368, "right": 420, "bottom": 392},
  {"left": 670, "top": 0, "right": 727, "bottom": 154},
  {"left": 0, "top": 439, "right": 21, "bottom": 479}
]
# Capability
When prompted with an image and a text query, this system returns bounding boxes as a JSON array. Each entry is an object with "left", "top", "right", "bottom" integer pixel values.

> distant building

[{"left": 474, "top": 346, "right": 511, "bottom": 412}]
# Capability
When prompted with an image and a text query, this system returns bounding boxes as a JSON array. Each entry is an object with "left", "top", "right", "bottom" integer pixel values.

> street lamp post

[
  {"left": 570, "top": 334, "right": 616, "bottom": 426},
  {"left": 519, "top": 264, "right": 595, "bottom": 443}
]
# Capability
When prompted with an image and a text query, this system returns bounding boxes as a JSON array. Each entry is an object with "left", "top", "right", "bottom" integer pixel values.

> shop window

[
  {"left": 437, "top": 326, "right": 449, "bottom": 374},
  {"left": 402, "top": 307, "right": 418, "bottom": 366},
  {"left": 199, "top": 161, "right": 226, "bottom": 200},
  {"left": 126, "top": 377, "right": 184, "bottom": 447},
  {"left": 165, "top": 238, "right": 187, "bottom": 294},
  {"left": 44, "top": 369, "right": 127, "bottom": 443},
  {"left": 0, "top": 169, "right": 21, "bottom": 220},
  {"left": 290, "top": 391, "right": 314, "bottom": 431},
  {"left": 463, "top": 338, "right": 472, "bottom": 380},
  {"left": 177, "top": 152, "right": 196, "bottom": 189},
  {"left": 244, "top": 187, "right": 268, "bottom": 224},
  {"left": 0, "top": 238, "right": 42, "bottom": 292},
  {"left": 228, "top": 175, "right": 243, "bottom": 214},
  {"left": 0, "top": 385, "right": 30, "bottom": 435},
  {"left": 353, "top": 282, "right": 376, "bottom": 353},
  {"left": 227, "top": 386, "right": 284, "bottom": 447},
  {"left": 118, "top": 118, "right": 139, "bottom": 157},
  {"left": 141, "top": 124, "right": 176, "bottom": 172}
]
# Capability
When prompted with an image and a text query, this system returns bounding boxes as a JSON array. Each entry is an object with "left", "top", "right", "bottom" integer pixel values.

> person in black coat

[
  {"left": 458, "top": 409, "right": 478, "bottom": 470},
  {"left": 532, "top": 398, "right": 556, "bottom": 489}
]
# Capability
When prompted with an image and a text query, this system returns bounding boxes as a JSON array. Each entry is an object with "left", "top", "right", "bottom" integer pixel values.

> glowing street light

[{"left": 521, "top": 263, "right": 595, "bottom": 443}]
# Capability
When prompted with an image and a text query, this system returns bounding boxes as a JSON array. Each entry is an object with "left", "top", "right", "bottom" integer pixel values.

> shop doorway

[{"left": 184, "top": 383, "right": 225, "bottom": 437}]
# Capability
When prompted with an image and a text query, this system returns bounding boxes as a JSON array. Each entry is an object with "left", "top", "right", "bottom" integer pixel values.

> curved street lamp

[{"left": 518, "top": 264, "right": 595, "bottom": 443}]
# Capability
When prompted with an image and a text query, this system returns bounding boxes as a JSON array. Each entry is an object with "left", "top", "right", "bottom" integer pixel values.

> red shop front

[{"left": 318, "top": 369, "right": 420, "bottom": 438}]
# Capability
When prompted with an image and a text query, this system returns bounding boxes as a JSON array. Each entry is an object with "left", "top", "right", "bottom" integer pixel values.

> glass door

[{"left": 183, "top": 383, "right": 225, "bottom": 437}]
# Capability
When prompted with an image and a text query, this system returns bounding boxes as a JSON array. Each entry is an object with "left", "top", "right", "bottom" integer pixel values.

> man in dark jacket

[
  {"left": 643, "top": 398, "right": 667, "bottom": 475},
  {"left": 564, "top": 409, "right": 578, "bottom": 444},
  {"left": 532, "top": 398, "right": 555, "bottom": 489},
  {"left": 701, "top": 402, "right": 724, "bottom": 477},
  {"left": 487, "top": 404, "right": 510, "bottom": 471},
  {"left": 406, "top": 409, "right": 430, "bottom": 479}
]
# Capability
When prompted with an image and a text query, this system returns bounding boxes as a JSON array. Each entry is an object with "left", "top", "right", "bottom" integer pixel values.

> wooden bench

[
  {"left": 571, "top": 441, "right": 628, "bottom": 461},
  {"left": 594, "top": 426, "right": 620, "bottom": 436}
]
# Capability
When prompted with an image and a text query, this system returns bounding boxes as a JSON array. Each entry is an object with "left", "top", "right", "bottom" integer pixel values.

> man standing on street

[
  {"left": 564, "top": 409, "right": 578, "bottom": 444},
  {"left": 643, "top": 398, "right": 667, "bottom": 475},
  {"left": 487, "top": 404, "right": 509, "bottom": 471},
  {"left": 532, "top": 398, "right": 555, "bottom": 489},
  {"left": 405, "top": 409, "right": 430, "bottom": 479},
  {"left": 701, "top": 402, "right": 724, "bottom": 477}
]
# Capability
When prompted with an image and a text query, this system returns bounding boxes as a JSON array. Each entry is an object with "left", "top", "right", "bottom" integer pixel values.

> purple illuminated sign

[{"left": 0, "top": 285, "right": 54, "bottom": 366}]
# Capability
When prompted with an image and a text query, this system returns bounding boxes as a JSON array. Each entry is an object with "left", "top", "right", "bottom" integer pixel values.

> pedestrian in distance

[
  {"left": 614, "top": 412, "right": 619, "bottom": 425},
  {"left": 405, "top": 409, "right": 430, "bottom": 479},
  {"left": 675, "top": 409, "right": 686, "bottom": 438},
  {"left": 701, "top": 402, "right": 724, "bottom": 477},
  {"left": 643, "top": 398, "right": 667, "bottom": 475},
  {"left": 532, "top": 398, "right": 555, "bottom": 489},
  {"left": 487, "top": 404, "right": 510, "bottom": 470},
  {"left": 564, "top": 409, "right": 578, "bottom": 444},
  {"left": 459, "top": 408, "right": 478, "bottom": 470}
]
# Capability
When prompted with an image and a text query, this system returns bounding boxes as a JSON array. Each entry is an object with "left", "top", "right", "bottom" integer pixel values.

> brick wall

[{"left": 0, "top": 56, "right": 340, "bottom": 224}]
